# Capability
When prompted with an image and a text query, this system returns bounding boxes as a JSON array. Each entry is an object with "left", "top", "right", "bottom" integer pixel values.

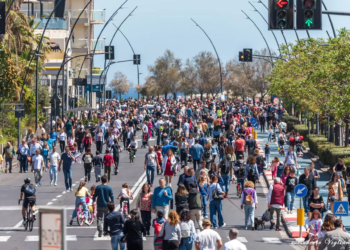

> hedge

[{"left": 282, "top": 115, "right": 350, "bottom": 167}]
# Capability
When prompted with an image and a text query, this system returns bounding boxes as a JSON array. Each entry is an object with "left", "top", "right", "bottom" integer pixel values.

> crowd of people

[{"left": 6, "top": 97, "right": 350, "bottom": 250}]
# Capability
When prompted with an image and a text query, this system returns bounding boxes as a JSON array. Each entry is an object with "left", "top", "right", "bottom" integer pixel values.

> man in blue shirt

[
  {"left": 58, "top": 146, "right": 75, "bottom": 192},
  {"left": 198, "top": 133, "right": 207, "bottom": 147},
  {"left": 152, "top": 178, "right": 173, "bottom": 219},
  {"left": 186, "top": 107, "right": 193, "bottom": 118},
  {"left": 189, "top": 139, "right": 204, "bottom": 171},
  {"left": 104, "top": 202, "right": 125, "bottom": 249},
  {"left": 94, "top": 175, "right": 115, "bottom": 237},
  {"left": 19, "top": 139, "right": 29, "bottom": 173},
  {"left": 50, "top": 128, "right": 57, "bottom": 146}
]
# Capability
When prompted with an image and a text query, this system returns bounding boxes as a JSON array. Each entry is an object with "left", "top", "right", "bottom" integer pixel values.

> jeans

[
  {"left": 219, "top": 152, "right": 225, "bottom": 162},
  {"left": 34, "top": 169, "right": 43, "bottom": 184},
  {"left": 63, "top": 168, "right": 72, "bottom": 190},
  {"left": 244, "top": 205, "right": 255, "bottom": 227},
  {"left": 209, "top": 200, "right": 224, "bottom": 228},
  {"left": 180, "top": 237, "right": 193, "bottom": 250},
  {"left": 111, "top": 234, "right": 125, "bottom": 250},
  {"left": 208, "top": 127, "right": 213, "bottom": 137},
  {"left": 227, "top": 137, "right": 233, "bottom": 145},
  {"left": 268, "top": 133, "right": 272, "bottom": 141},
  {"left": 84, "top": 163, "right": 92, "bottom": 181},
  {"left": 20, "top": 155, "right": 28, "bottom": 172},
  {"left": 201, "top": 195, "right": 207, "bottom": 217},
  {"left": 59, "top": 141, "right": 65, "bottom": 152},
  {"left": 97, "top": 207, "right": 109, "bottom": 233},
  {"left": 146, "top": 165, "right": 156, "bottom": 185},
  {"left": 302, "top": 192, "right": 312, "bottom": 212},
  {"left": 287, "top": 192, "right": 295, "bottom": 211},
  {"left": 43, "top": 155, "right": 48, "bottom": 169},
  {"left": 193, "top": 160, "right": 201, "bottom": 171},
  {"left": 50, "top": 165, "right": 58, "bottom": 184},
  {"left": 95, "top": 165, "right": 101, "bottom": 181},
  {"left": 72, "top": 196, "right": 88, "bottom": 218},
  {"left": 96, "top": 141, "right": 103, "bottom": 154},
  {"left": 221, "top": 174, "right": 231, "bottom": 195},
  {"left": 140, "top": 210, "right": 151, "bottom": 234},
  {"left": 266, "top": 154, "right": 270, "bottom": 164}
]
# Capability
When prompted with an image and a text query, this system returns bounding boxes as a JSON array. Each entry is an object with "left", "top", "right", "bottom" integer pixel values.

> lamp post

[
  {"left": 190, "top": 18, "right": 223, "bottom": 98},
  {"left": 89, "top": 0, "right": 128, "bottom": 110},
  {"left": 18, "top": 0, "right": 63, "bottom": 147}
]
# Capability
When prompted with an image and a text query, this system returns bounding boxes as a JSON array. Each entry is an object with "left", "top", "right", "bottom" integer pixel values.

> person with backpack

[
  {"left": 19, "top": 178, "right": 36, "bottom": 225},
  {"left": 82, "top": 148, "right": 93, "bottom": 182},
  {"left": 254, "top": 149, "right": 266, "bottom": 184},
  {"left": 188, "top": 182, "right": 203, "bottom": 230},
  {"left": 92, "top": 151, "right": 103, "bottom": 182},
  {"left": 218, "top": 136, "right": 228, "bottom": 161},
  {"left": 202, "top": 142, "right": 212, "bottom": 170},
  {"left": 234, "top": 155, "right": 246, "bottom": 196},
  {"left": 284, "top": 146, "right": 298, "bottom": 172},
  {"left": 218, "top": 154, "right": 234, "bottom": 197},
  {"left": 153, "top": 209, "right": 166, "bottom": 249},
  {"left": 245, "top": 156, "right": 259, "bottom": 188},
  {"left": 240, "top": 181, "right": 258, "bottom": 230},
  {"left": 179, "top": 209, "right": 196, "bottom": 250},
  {"left": 159, "top": 211, "right": 181, "bottom": 250}
]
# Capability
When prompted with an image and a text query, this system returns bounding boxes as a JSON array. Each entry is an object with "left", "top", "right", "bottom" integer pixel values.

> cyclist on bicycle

[
  {"left": 19, "top": 178, "right": 36, "bottom": 225},
  {"left": 127, "top": 137, "right": 138, "bottom": 156},
  {"left": 233, "top": 155, "right": 245, "bottom": 197}
]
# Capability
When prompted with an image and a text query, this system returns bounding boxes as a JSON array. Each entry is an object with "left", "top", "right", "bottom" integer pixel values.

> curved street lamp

[{"left": 190, "top": 18, "right": 223, "bottom": 98}]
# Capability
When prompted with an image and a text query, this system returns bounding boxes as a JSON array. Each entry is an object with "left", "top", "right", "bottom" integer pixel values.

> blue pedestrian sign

[
  {"left": 294, "top": 184, "right": 308, "bottom": 198},
  {"left": 334, "top": 201, "right": 349, "bottom": 216},
  {"left": 249, "top": 118, "right": 258, "bottom": 128}
]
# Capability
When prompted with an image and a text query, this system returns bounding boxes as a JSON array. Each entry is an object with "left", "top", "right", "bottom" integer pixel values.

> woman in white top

[
  {"left": 59, "top": 131, "right": 67, "bottom": 152},
  {"left": 186, "top": 133, "right": 195, "bottom": 147},
  {"left": 179, "top": 209, "right": 196, "bottom": 250},
  {"left": 68, "top": 133, "right": 75, "bottom": 145},
  {"left": 328, "top": 172, "right": 343, "bottom": 213}
]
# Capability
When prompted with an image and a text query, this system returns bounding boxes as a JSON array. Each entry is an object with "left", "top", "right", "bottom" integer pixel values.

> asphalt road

[{"left": 0, "top": 131, "right": 302, "bottom": 250}]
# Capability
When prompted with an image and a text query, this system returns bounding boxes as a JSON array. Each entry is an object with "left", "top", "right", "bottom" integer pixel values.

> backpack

[
  {"left": 154, "top": 220, "right": 166, "bottom": 249},
  {"left": 84, "top": 154, "right": 93, "bottom": 164},
  {"left": 244, "top": 189, "right": 254, "bottom": 205},
  {"left": 24, "top": 184, "right": 36, "bottom": 196},
  {"left": 180, "top": 221, "right": 191, "bottom": 238},
  {"left": 248, "top": 165, "right": 254, "bottom": 177},
  {"left": 219, "top": 142, "right": 227, "bottom": 152},
  {"left": 204, "top": 149, "right": 211, "bottom": 159},
  {"left": 220, "top": 159, "right": 231, "bottom": 175},
  {"left": 237, "top": 161, "right": 245, "bottom": 176}
]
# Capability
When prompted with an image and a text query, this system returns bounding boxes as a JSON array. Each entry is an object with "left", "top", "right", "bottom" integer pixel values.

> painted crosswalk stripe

[
  {"left": 25, "top": 235, "right": 77, "bottom": 241},
  {"left": 227, "top": 237, "right": 248, "bottom": 243},
  {"left": 0, "top": 236, "right": 11, "bottom": 242},
  {"left": 25, "top": 236, "right": 38, "bottom": 241},
  {"left": 93, "top": 231, "right": 110, "bottom": 241},
  {"left": 262, "top": 237, "right": 282, "bottom": 244}
]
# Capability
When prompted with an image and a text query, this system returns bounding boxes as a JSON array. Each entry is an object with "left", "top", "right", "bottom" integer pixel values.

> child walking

[{"left": 270, "top": 156, "right": 279, "bottom": 178}]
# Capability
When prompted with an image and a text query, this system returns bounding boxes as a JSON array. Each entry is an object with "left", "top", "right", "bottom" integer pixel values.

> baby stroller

[{"left": 141, "top": 133, "right": 149, "bottom": 148}]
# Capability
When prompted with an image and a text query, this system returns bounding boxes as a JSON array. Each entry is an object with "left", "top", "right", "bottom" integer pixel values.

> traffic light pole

[
  {"left": 190, "top": 18, "right": 223, "bottom": 97},
  {"left": 90, "top": 1, "right": 127, "bottom": 112},
  {"left": 322, "top": 1, "right": 337, "bottom": 38},
  {"left": 248, "top": 2, "right": 281, "bottom": 56},
  {"left": 241, "top": 11, "right": 273, "bottom": 66}
]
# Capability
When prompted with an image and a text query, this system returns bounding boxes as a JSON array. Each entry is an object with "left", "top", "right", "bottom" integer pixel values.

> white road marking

[
  {"left": 52, "top": 199, "right": 57, "bottom": 201},
  {"left": 262, "top": 237, "right": 282, "bottom": 244},
  {"left": 46, "top": 202, "right": 53, "bottom": 205},
  {"left": 25, "top": 236, "right": 38, "bottom": 241},
  {"left": 66, "top": 235, "right": 77, "bottom": 241},
  {"left": 62, "top": 191, "right": 66, "bottom": 194},
  {"left": 227, "top": 236, "right": 248, "bottom": 243},
  {"left": 0, "top": 236, "right": 11, "bottom": 242},
  {"left": 93, "top": 231, "right": 110, "bottom": 241},
  {"left": 56, "top": 195, "right": 62, "bottom": 198},
  {"left": 72, "top": 184, "right": 76, "bottom": 186}
]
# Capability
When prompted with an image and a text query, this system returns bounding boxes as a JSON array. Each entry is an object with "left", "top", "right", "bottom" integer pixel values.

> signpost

[
  {"left": 39, "top": 208, "right": 66, "bottom": 250},
  {"left": 334, "top": 201, "right": 349, "bottom": 218},
  {"left": 295, "top": 184, "right": 308, "bottom": 238},
  {"left": 273, "top": 97, "right": 279, "bottom": 105}
]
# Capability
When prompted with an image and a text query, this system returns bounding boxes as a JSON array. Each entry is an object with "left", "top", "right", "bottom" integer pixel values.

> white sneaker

[
  {"left": 70, "top": 188, "right": 73, "bottom": 192},
  {"left": 220, "top": 223, "right": 226, "bottom": 228},
  {"left": 66, "top": 189, "right": 70, "bottom": 192},
  {"left": 142, "top": 237, "right": 146, "bottom": 241},
  {"left": 83, "top": 219, "right": 90, "bottom": 225},
  {"left": 54, "top": 183, "right": 57, "bottom": 186}
]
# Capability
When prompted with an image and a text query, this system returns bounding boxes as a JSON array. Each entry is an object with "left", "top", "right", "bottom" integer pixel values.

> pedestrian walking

[
  {"left": 223, "top": 228, "right": 247, "bottom": 250},
  {"left": 195, "top": 219, "right": 222, "bottom": 250},
  {"left": 93, "top": 175, "right": 115, "bottom": 237},
  {"left": 82, "top": 148, "right": 93, "bottom": 182},
  {"left": 123, "top": 209, "right": 146, "bottom": 250},
  {"left": 159, "top": 210, "right": 181, "bottom": 250},
  {"left": 208, "top": 175, "right": 226, "bottom": 229},
  {"left": 32, "top": 149, "right": 44, "bottom": 186},
  {"left": 189, "top": 139, "right": 204, "bottom": 171},
  {"left": 152, "top": 178, "right": 173, "bottom": 219},
  {"left": 179, "top": 209, "right": 196, "bottom": 250},
  {"left": 299, "top": 167, "right": 317, "bottom": 212},
  {"left": 145, "top": 146, "right": 159, "bottom": 187},
  {"left": 267, "top": 178, "right": 284, "bottom": 231},
  {"left": 245, "top": 156, "right": 259, "bottom": 188},
  {"left": 218, "top": 154, "right": 233, "bottom": 196},
  {"left": 240, "top": 181, "right": 258, "bottom": 230},
  {"left": 48, "top": 146, "right": 60, "bottom": 186},
  {"left": 18, "top": 139, "right": 29, "bottom": 173},
  {"left": 103, "top": 202, "right": 125, "bottom": 250},
  {"left": 103, "top": 149, "right": 114, "bottom": 182},
  {"left": 285, "top": 168, "right": 298, "bottom": 214},
  {"left": 2, "top": 141, "right": 15, "bottom": 173},
  {"left": 162, "top": 149, "right": 177, "bottom": 187},
  {"left": 92, "top": 151, "right": 103, "bottom": 182},
  {"left": 319, "top": 218, "right": 350, "bottom": 250},
  {"left": 188, "top": 182, "right": 203, "bottom": 230},
  {"left": 95, "top": 128, "right": 105, "bottom": 154},
  {"left": 175, "top": 184, "right": 189, "bottom": 215},
  {"left": 137, "top": 183, "right": 153, "bottom": 236}
]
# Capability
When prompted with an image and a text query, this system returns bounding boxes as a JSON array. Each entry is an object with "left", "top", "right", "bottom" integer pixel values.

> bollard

[
  {"left": 297, "top": 208, "right": 305, "bottom": 238},
  {"left": 252, "top": 127, "right": 254, "bottom": 134},
  {"left": 254, "top": 132, "right": 257, "bottom": 140}
]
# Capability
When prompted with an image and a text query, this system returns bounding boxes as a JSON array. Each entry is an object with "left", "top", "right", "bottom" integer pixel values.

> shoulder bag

[{"left": 212, "top": 183, "right": 224, "bottom": 200}]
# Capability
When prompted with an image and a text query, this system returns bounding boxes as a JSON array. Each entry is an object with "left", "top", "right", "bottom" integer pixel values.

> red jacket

[
  {"left": 270, "top": 183, "right": 284, "bottom": 206},
  {"left": 103, "top": 154, "right": 114, "bottom": 167}
]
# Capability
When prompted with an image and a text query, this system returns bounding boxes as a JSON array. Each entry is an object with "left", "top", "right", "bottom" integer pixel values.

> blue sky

[{"left": 94, "top": 0, "right": 350, "bottom": 89}]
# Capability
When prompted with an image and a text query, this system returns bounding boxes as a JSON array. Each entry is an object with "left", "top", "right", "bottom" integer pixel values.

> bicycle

[
  {"left": 122, "top": 200, "right": 130, "bottom": 220},
  {"left": 18, "top": 199, "right": 35, "bottom": 231},
  {"left": 76, "top": 202, "right": 93, "bottom": 226}
]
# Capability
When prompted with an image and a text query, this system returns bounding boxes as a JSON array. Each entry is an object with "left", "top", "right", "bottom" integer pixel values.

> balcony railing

[
  {"left": 92, "top": 40, "right": 105, "bottom": 51},
  {"left": 91, "top": 10, "right": 105, "bottom": 23}
]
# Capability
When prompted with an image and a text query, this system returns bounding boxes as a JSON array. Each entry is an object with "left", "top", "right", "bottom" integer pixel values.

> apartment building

[{"left": 20, "top": 0, "right": 105, "bottom": 109}]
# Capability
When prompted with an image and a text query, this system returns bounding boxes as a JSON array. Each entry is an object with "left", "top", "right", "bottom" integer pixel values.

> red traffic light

[
  {"left": 276, "top": 0, "right": 288, "bottom": 8},
  {"left": 303, "top": 0, "right": 315, "bottom": 8}
]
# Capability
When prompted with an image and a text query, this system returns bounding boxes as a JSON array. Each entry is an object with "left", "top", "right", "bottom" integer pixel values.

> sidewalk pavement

[{"left": 257, "top": 131, "right": 350, "bottom": 239}]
